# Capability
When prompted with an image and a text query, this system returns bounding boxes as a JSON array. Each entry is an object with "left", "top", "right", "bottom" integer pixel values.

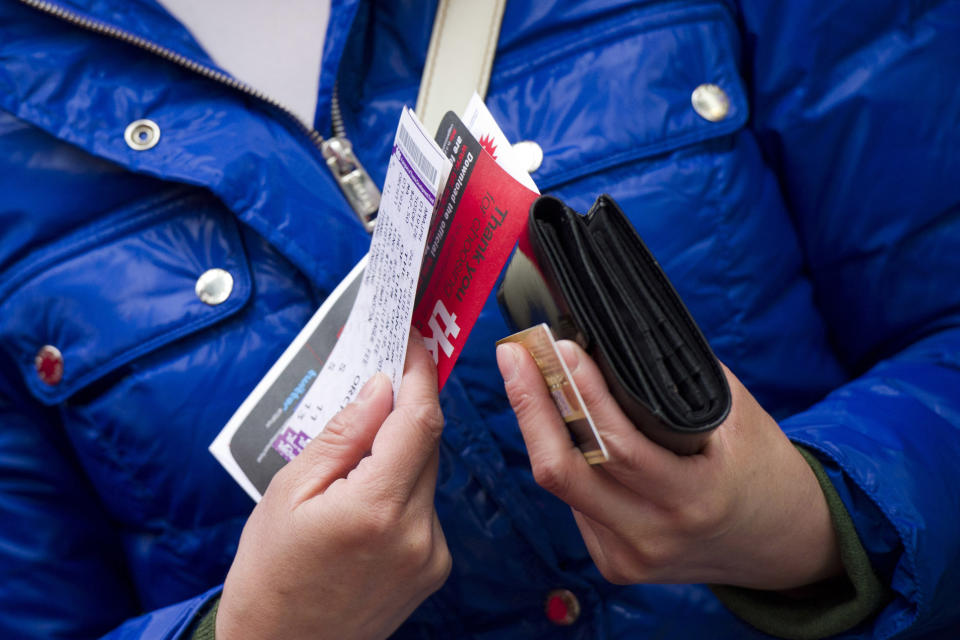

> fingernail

[
  {"left": 496, "top": 343, "right": 519, "bottom": 384},
  {"left": 556, "top": 340, "right": 580, "bottom": 373},
  {"left": 357, "top": 372, "right": 384, "bottom": 402}
]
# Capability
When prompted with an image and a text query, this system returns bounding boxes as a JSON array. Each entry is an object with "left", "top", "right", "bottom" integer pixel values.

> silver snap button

[
  {"left": 512, "top": 140, "right": 544, "bottom": 173},
  {"left": 124, "top": 119, "right": 161, "bottom": 151},
  {"left": 691, "top": 84, "right": 730, "bottom": 122},
  {"left": 195, "top": 268, "right": 234, "bottom": 306},
  {"left": 35, "top": 345, "right": 64, "bottom": 386}
]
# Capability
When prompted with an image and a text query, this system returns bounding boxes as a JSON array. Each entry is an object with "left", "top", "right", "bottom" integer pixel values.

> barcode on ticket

[{"left": 397, "top": 124, "right": 439, "bottom": 185}]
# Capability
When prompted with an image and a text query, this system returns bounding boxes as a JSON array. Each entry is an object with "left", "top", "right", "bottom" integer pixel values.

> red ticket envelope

[{"left": 412, "top": 112, "right": 538, "bottom": 389}]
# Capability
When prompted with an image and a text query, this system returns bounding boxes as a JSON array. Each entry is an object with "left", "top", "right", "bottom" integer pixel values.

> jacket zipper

[{"left": 17, "top": 0, "right": 381, "bottom": 232}]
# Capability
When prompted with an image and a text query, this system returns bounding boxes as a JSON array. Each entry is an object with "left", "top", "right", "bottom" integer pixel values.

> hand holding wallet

[{"left": 498, "top": 194, "right": 730, "bottom": 455}]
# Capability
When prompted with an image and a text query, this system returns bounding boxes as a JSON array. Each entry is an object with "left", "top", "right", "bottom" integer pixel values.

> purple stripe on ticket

[{"left": 394, "top": 145, "right": 436, "bottom": 205}]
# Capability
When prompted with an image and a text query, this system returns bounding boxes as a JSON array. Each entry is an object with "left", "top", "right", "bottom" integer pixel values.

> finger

[
  {"left": 422, "top": 510, "right": 453, "bottom": 591},
  {"left": 500, "top": 342, "right": 678, "bottom": 527},
  {"left": 397, "top": 327, "right": 440, "bottom": 410},
  {"left": 497, "top": 342, "right": 626, "bottom": 506},
  {"left": 571, "top": 509, "right": 612, "bottom": 577},
  {"left": 555, "top": 340, "right": 676, "bottom": 484},
  {"left": 278, "top": 372, "right": 393, "bottom": 502},
  {"left": 403, "top": 456, "right": 452, "bottom": 593},
  {"left": 362, "top": 331, "right": 444, "bottom": 500}
]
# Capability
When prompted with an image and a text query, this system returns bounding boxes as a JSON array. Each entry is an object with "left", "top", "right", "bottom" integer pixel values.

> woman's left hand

[{"left": 496, "top": 339, "right": 841, "bottom": 590}]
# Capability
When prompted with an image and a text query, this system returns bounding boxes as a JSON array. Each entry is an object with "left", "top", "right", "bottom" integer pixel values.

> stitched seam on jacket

[
  {"left": 492, "top": 2, "right": 748, "bottom": 189},
  {"left": 34, "top": 275, "right": 250, "bottom": 404},
  {"left": 538, "top": 116, "right": 747, "bottom": 192},
  {"left": 0, "top": 94, "right": 357, "bottom": 301},
  {"left": 31, "top": 255, "right": 251, "bottom": 406}
]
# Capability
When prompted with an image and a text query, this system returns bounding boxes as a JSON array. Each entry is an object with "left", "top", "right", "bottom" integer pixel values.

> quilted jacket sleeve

[
  {"left": 736, "top": 0, "right": 960, "bottom": 637},
  {"left": 0, "top": 361, "right": 218, "bottom": 639},
  {"left": 781, "top": 328, "right": 960, "bottom": 638}
]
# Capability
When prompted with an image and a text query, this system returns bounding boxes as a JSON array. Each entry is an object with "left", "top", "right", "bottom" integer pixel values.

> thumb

[
  {"left": 360, "top": 333, "right": 444, "bottom": 499},
  {"left": 279, "top": 372, "right": 394, "bottom": 501}
]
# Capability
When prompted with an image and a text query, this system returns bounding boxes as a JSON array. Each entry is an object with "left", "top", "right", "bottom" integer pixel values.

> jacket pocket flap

[
  {"left": 492, "top": 2, "right": 746, "bottom": 189},
  {"left": 0, "top": 190, "right": 252, "bottom": 405}
]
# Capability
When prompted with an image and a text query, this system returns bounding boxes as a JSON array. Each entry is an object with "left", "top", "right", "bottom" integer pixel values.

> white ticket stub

[
  {"left": 462, "top": 93, "right": 539, "bottom": 194},
  {"left": 275, "top": 107, "right": 450, "bottom": 451},
  {"left": 210, "top": 107, "right": 451, "bottom": 499},
  {"left": 211, "top": 99, "right": 544, "bottom": 500}
]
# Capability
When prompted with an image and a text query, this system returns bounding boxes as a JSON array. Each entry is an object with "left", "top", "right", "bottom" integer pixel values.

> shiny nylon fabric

[{"left": 0, "top": 0, "right": 958, "bottom": 638}]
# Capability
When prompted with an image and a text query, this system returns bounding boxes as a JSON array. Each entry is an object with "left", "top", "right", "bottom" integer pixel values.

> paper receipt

[{"left": 267, "top": 108, "right": 451, "bottom": 461}]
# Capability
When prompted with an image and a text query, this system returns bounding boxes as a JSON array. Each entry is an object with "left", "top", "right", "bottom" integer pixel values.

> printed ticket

[
  {"left": 412, "top": 110, "right": 538, "bottom": 388},
  {"left": 212, "top": 99, "right": 547, "bottom": 501},
  {"left": 211, "top": 108, "right": 450, "bottom": 500},
  {"left": 209, "top": 258, "right": 366, "bottom": 499},
  {"left": 275, "top": 107, "right": 449, "bottom": 442}
]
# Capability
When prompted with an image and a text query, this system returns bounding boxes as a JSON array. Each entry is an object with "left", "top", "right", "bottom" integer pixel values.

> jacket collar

[
  {"left": 38, "top": 0, "right": 218, "bottom": 66},
  {"left": 4, "top": 0, "right": 371, "bottom": 293},
  {"left": 23, "top": 0, "right": 364, "bottom": 134}
]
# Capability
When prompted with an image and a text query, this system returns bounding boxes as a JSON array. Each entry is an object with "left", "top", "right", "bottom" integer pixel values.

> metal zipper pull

[{"left": 321, "top": 136, "right": 381, "bottom": 232}]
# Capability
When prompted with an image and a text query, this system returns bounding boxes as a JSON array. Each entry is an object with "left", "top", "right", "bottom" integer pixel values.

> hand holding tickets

[
  {"left": 211, "top": 99, "right": 539, "bottom": 500},
  {"left": 218, "top": 335, "right": 451, "bottom": 640}
]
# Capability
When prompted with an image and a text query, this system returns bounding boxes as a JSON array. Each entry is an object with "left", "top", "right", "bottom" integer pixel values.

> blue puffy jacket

[{"left": 1, "top": 0, "right": 958, "bottom": 638}]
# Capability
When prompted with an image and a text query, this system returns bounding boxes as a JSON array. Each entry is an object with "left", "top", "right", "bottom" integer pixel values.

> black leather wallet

[{"left": 498, "top": 195, "right": 730, "bottom": 455}]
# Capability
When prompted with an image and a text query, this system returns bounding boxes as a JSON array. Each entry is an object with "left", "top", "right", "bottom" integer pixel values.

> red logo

[{"left": 478, "top": 134, "right": 498, "bottom": 161}]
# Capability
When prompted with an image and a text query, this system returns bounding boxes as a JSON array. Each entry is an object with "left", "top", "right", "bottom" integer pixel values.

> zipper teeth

[
  {"left": 18, "top": 0, "right": 325, "bottom": 147},
  {"left": 330, "top": 83, "right": 346, "bottom": 139}
]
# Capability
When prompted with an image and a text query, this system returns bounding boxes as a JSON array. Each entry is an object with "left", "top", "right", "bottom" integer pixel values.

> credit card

[{"left": 498, "top": 323, "right": 609, "bottom": 464}]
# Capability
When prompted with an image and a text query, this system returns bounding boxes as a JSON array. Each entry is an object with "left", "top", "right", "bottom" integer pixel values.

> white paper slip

[
  {"left": 210, "top": 107, "right": 451, "bottom": 501},
  {"left": 270, "top": 107, "right": 450, "bottom": 457},
  {"left": 209, "top": 258, "right": 367, "bottom": 501},
  {"left": 462, "top": 92, "right": 540, "bottom": 194}
]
